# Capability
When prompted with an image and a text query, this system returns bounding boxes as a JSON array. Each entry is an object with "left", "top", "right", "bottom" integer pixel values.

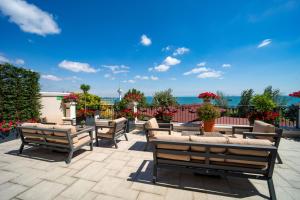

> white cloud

[
  {"left": 148, "top": 67, "right": 153, "bottom": 72},
  {"left": 41, "top": 74, "right": 62, "bottom": 81},
  {"left": 173, "top": 47, "right": 190, "bottom": 56},
  {"left": 257, "top": 39, "right": 272, "bottom": 48},
  {"left": 150, "top": 76, "right": 158, "bottom": 80},
  {"left": 127, "top": 80, "right": 136, "bottom": 83},
  {"left": 58, "top": 60, "right": 97, "bottom": 73},
  {"left": 102, "top": 65, "right": 129, "bottom": 74},
  {"left": 170, "top": 77, "right": 177, "bottom": 81},
  {"left": 104, "top": 73, "right": 115, "bottom": 80},
  {"left": 197, "top": 70, "right": 222, "bottom": 79},
  {"left": 154, "top": 64, "right": 170, "bottom": 72},
  {"left": 0, "top": 55, "right": 10, "bottom": 63},
  {"left": 135, "top": 75, "right": 149, "bottom": 80},
  {"left": 65, "top": 76, "right": 82, "bottom": 82},
  {"left": 15, "top": 58, "right": 25, "bottom": 65},
  {"left": 183, "top": 67, "right": 209, "bottom": 75},
  {"left": 0, "top": 0, "right": 60, "bottom": 36},
  {"left": 163, "top": 56, "right": 181, "bottom": 66},
  {"left": 222, "top": 63, "right": 231, "bottom": 68},
  {"left": 140, "top": 34, "right": 151, "bottom": 46},
  {"left": 197, "top": 62, "right": 206, "bottom": 67}
]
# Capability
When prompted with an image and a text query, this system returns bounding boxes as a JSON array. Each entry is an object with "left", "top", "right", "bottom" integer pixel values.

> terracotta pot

[{"left": 203, "top": 120, "right": 215, "bottom": 132}]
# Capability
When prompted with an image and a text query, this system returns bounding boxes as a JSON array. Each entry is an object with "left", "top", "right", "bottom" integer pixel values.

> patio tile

[
  {"left": 131, "top": 182, "right": 167, "bottom": 195},
  {"left": 0, "top": 182, "right": 28, "bottom": 200},
  {"left": 41, "top": 167, "right": 70, "bottom": 181},
  {"left": 0, "top": 170, "right": 20, "bottom": 184},
  {"left": 67, "top": 159, "right": 93, "bottom": 170},
  {"left": 95, "top": 194, "right": 123, "bottom": 200},
  {"left": 81, "top": 191, "right": 99, "bottom": 200},
  {"left": 104, "top": 159, "right": 128, "bottom": 170},
  {"left": 54, "top": 175, "right": 77, "bottom": 185},
  {"left": 165, "top": 188, "right": 193, "bottom": 200},
  {"left": 17, "top": 180, "right": 66, "bottom": 200},
  {"left": 60, "top": 179, "right": 96, "bottom": 199},
  {"left": 137, "top": 192, "right": 164, "bottom": 200},
  {"left": 84, "top": 152, "right": 110, "bottom": 162},
  {"left": 74, "top": 162, "right": 108, "bottom": 181}
]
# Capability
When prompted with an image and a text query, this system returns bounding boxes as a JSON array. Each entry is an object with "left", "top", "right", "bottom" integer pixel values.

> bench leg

[
  {"left": 66, "top": 151, "right": 73, "bottom": 164},
  {"left": 267, "top": 178, "right": 276, "bottom": 200},
  {"left": 90, "top": 141, "right": 93, "bottom": 151},
  {"left": 113, "top": 139, "right": 118, "bottom": 148},
  {"left": 18, "top": 143, "right": 24, "bottom": 154},
  {"left": 144, "top": 142, "right": 149, "bottom": 151},
  {"left": 96, "top": 135, "right": 99, "bottom": 146},
  {"left": 124, "top": 133, "right": 128, "bottom": 141},
  {"left": 277, "top": 154, "right": 283, "bottom": 164},
  {"left": 152, "top": 164, "right": 157, "bottom": 183}
]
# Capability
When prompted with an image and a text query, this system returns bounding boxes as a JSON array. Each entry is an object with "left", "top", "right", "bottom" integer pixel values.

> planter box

[{"left": 0, "top": 129, "right": 18, "bottom": 144}]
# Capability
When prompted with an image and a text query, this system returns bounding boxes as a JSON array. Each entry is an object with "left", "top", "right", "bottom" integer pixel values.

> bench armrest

[
  {"left": 232, "top": 126, "right": 253, "bottom": 134},
  {"left": 158, "top": 123, "right": 173, "bottom": 130},
  {"left": 242, "top": 132, "right": 277, "bottom": 139},
  {"left": 145, "top": 127, "right": 171, "bottom": 132}
]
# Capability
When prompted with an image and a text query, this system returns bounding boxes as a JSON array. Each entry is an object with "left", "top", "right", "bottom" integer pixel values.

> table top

[{"left": 76, "top": 126, "right": 94, "bottom": 132}]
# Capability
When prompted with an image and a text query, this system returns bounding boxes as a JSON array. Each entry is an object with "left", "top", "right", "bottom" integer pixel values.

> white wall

[{"left": 40, "top": 92, "right": 70, "bottom": 124}]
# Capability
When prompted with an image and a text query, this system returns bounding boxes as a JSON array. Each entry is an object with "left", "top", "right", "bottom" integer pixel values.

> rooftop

[{"left": 0, "top": 130, "right": 299, "bottom": 200}]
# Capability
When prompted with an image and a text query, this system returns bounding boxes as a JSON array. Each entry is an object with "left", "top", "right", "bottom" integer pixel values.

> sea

[{"left": 102, "top": 96, "right": 299, "bottom": 107}]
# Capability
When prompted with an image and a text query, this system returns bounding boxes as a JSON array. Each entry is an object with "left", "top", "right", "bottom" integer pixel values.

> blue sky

[{"left": 0, "top": 0, "right": 299, "bottom": 97}]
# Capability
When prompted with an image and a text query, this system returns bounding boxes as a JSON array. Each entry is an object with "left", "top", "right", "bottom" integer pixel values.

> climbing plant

[{"left": 0, "top": 63, "right": 41, "bottom": 122}]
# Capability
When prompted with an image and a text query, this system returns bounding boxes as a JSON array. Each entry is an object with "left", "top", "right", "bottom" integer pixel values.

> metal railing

[{"left": 137, "top": 105, "right": 298, "bottom": 128}]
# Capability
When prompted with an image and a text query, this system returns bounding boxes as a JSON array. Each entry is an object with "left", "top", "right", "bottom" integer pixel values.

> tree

[
  {"left": 238, "top": 89, "right": 254, "bottom": 117},
  {"left": 152, "top": 89, "right": 178, "bottom": 108},
  {"left": 263, "top": 85, "right": 287, "bottom": 106},
  {"left": 215, "top": 91, "right": 228, "bottom": 108},
  {"left": 80, "top": 84, "right": 90, "bottom": 113}
]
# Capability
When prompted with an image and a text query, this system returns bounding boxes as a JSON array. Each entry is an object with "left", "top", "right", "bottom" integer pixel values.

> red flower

[
  {"left": 63, "top": 93, "right": 79, "bottom": 102},
  {"left": 198, "top": 92, "right": 219, "bottom": 100},
  {"left": 124, "top": 93, "right": 142, "bottom": 102},
  {"left": 289, "top": 91, "right": 300, "bottom": 98}
]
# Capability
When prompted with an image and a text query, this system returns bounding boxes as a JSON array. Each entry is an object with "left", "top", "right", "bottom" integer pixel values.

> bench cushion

[
  {"left": 145, "top": 118, "right": 160, "bottom": 137},
  {"left": 153, "top": 135, "right": 190, "bottom": 150},
  {"left": 157, "top": 153, "right": 190, "bottom": 161},
  {"left": 253, "top": 120, "right": 275, "bottom": 141},
  {"left": 226, "top": 138, "right": 272, "bottom": 167},
  {"left": 190, "top": 136, "right": 228, "bottom": 162}
]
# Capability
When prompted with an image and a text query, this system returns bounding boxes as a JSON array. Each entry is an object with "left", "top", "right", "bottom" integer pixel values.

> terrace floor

[{"left": 0, "top": 131, "right": 300, "bottom": 200}]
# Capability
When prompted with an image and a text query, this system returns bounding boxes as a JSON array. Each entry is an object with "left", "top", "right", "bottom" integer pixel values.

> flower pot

[{"left": 203, "top": 120, "right": 215, "bottom": 132}]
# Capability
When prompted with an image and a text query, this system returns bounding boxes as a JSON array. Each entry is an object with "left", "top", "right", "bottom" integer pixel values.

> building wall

[{"left": 40, "top": 92, "right": 70, "bottom": 124}]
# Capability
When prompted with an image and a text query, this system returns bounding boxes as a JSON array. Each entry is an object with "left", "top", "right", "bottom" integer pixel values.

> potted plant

[
  {"left": 198, "top": 92, "right": 219, "bottom": 103},
  {"left": 63, "top": 93, "right": 79, "bottom": 108},
  {"left": 289, "top": 91, "right": 300, "bottom": 98},
  {"left": 197, "top": 104, "right": 220, "bottom": 132}
]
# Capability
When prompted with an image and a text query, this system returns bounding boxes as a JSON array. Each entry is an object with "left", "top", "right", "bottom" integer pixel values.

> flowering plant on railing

[
  {"left": 289, "top": 91, "right": 300, "bottom": 98},
  {"left": 124, "top": 93, "right": 142, "bottom": 102},
  {"left": 154, "top": 107, "right": 177, "bottom": 122},
  {"left": 77, "top": 109, "right": 95, "bottom": 118},
  {"left": 248, "top": 111, "right": 280, "bottom": 125},
  {"left": 198, "top": 92, "right": 219, "bottom": 102},
  {"left": 63, "top": 93, "right": 79, "bottom": 102},
  {"left": 120, "top": 109, "right": 140, "bottom": 120}
]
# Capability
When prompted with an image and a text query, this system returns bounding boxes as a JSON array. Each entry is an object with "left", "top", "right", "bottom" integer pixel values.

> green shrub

[
  {"left": 197, "top": 104, "right": 220, "bottom": 121},
  {"left": 251, "top": 94, "right": 276, "bottom": 112},
  {"left": 0, "top": 63, "right": 41, "bottom": 122},
  {"left": 76, "top": 93, "right": 101, "bottom": 110},
  {"left": 152, "top": 88, "right": 178, "bottom": 108}
]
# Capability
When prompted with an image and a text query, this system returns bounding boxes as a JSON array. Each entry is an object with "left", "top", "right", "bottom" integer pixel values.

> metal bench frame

[{"left": 151, "top": 139, "right": 278, "bottom": 200}]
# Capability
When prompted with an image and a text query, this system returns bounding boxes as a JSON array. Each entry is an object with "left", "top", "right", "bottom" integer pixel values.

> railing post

[{"left": 297, "top": 104, "right": 300, "bottom": 129}]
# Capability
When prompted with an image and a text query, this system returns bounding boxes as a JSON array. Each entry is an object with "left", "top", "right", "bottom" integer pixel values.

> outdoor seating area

[{"left": 0, "top": 123, "right": 300, "bottom": 200}]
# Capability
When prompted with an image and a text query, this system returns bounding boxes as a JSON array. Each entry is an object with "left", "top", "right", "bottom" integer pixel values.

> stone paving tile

[
  {"left": 92, "top": 176, "right": 138, "bottom": 200},
  {"left": 131, "top": 182, "right": 167, "bottom": 195},
  {"left": 0, "top": 170, "right": 20, "bottom": 184},
  {"left": 41, "top": 167, "right": 70, "bottom": 181},
  {"left": 74, "top": 162, "right": 109, "bottom": 181},
  {"left": 165, "top": 188, "right": 193, "bottom": 200},
  {"left": 54, "top": 175, "right": 77, "bottom": 186},
  {"left": 60, "top": 179, "right": 96, "bottom": 199},
  {"left": 17, "top": 180, "right": 66, "bottom": 200},
  {"left": 65, "top": 169, "right": 79, "bottom": 176},
  {"left": 81, "top": 191, "right": 99, "bottom": 200},
  {"left": 83, "top": 152, "right": 110, "bottom": 162},
  {"left": 0, "top": 182, "right": 28, "bottom": 200},
  {"left": 11, "top": 173, "right": 43, "bottom": 187},
  {"left": 104, "top": 159, "right": 128, "bottom": 170},
  {"left": 95, "top": 194, "right": 123, "bottom": 200},
  {"left": 67, "top": 159, "right": 93, "bottom": 170},
  {"left": 115, "top": 166, "right": 137, "bottom": 179},
  {"left": 137, "top": 192, "right": 164, "bottom": 200}
]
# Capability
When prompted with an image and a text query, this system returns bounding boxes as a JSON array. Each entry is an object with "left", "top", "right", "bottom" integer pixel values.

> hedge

[{"left": 0, "top": 63, "right": 41, "bottom": 121}]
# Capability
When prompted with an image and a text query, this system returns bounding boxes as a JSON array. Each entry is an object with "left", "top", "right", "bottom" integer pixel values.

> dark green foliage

[
  {"left": 215, "top": 91, "right": 228, "bottom": 108},
  {"left": 0, "top": 63, "right": 41, "bottom": 121},
  {"left": 283, "top": 105, "right": 298, "bottom": 122},
  {"left": 238, "top": 89, "right": 254, "bottom": 117},
  {"left": 114, "top": 88, "right": 147, "bottom": 113},
  {"left": 263, "top": 85, "right": 287, "bottom": 106},
  {"left": 152, "top": 89, "right": 178, "bottom": 108}
]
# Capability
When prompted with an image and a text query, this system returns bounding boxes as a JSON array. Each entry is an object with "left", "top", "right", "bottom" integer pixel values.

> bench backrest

[{"left": 151, "top": 138, "right": 277, "bottom": 178}]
